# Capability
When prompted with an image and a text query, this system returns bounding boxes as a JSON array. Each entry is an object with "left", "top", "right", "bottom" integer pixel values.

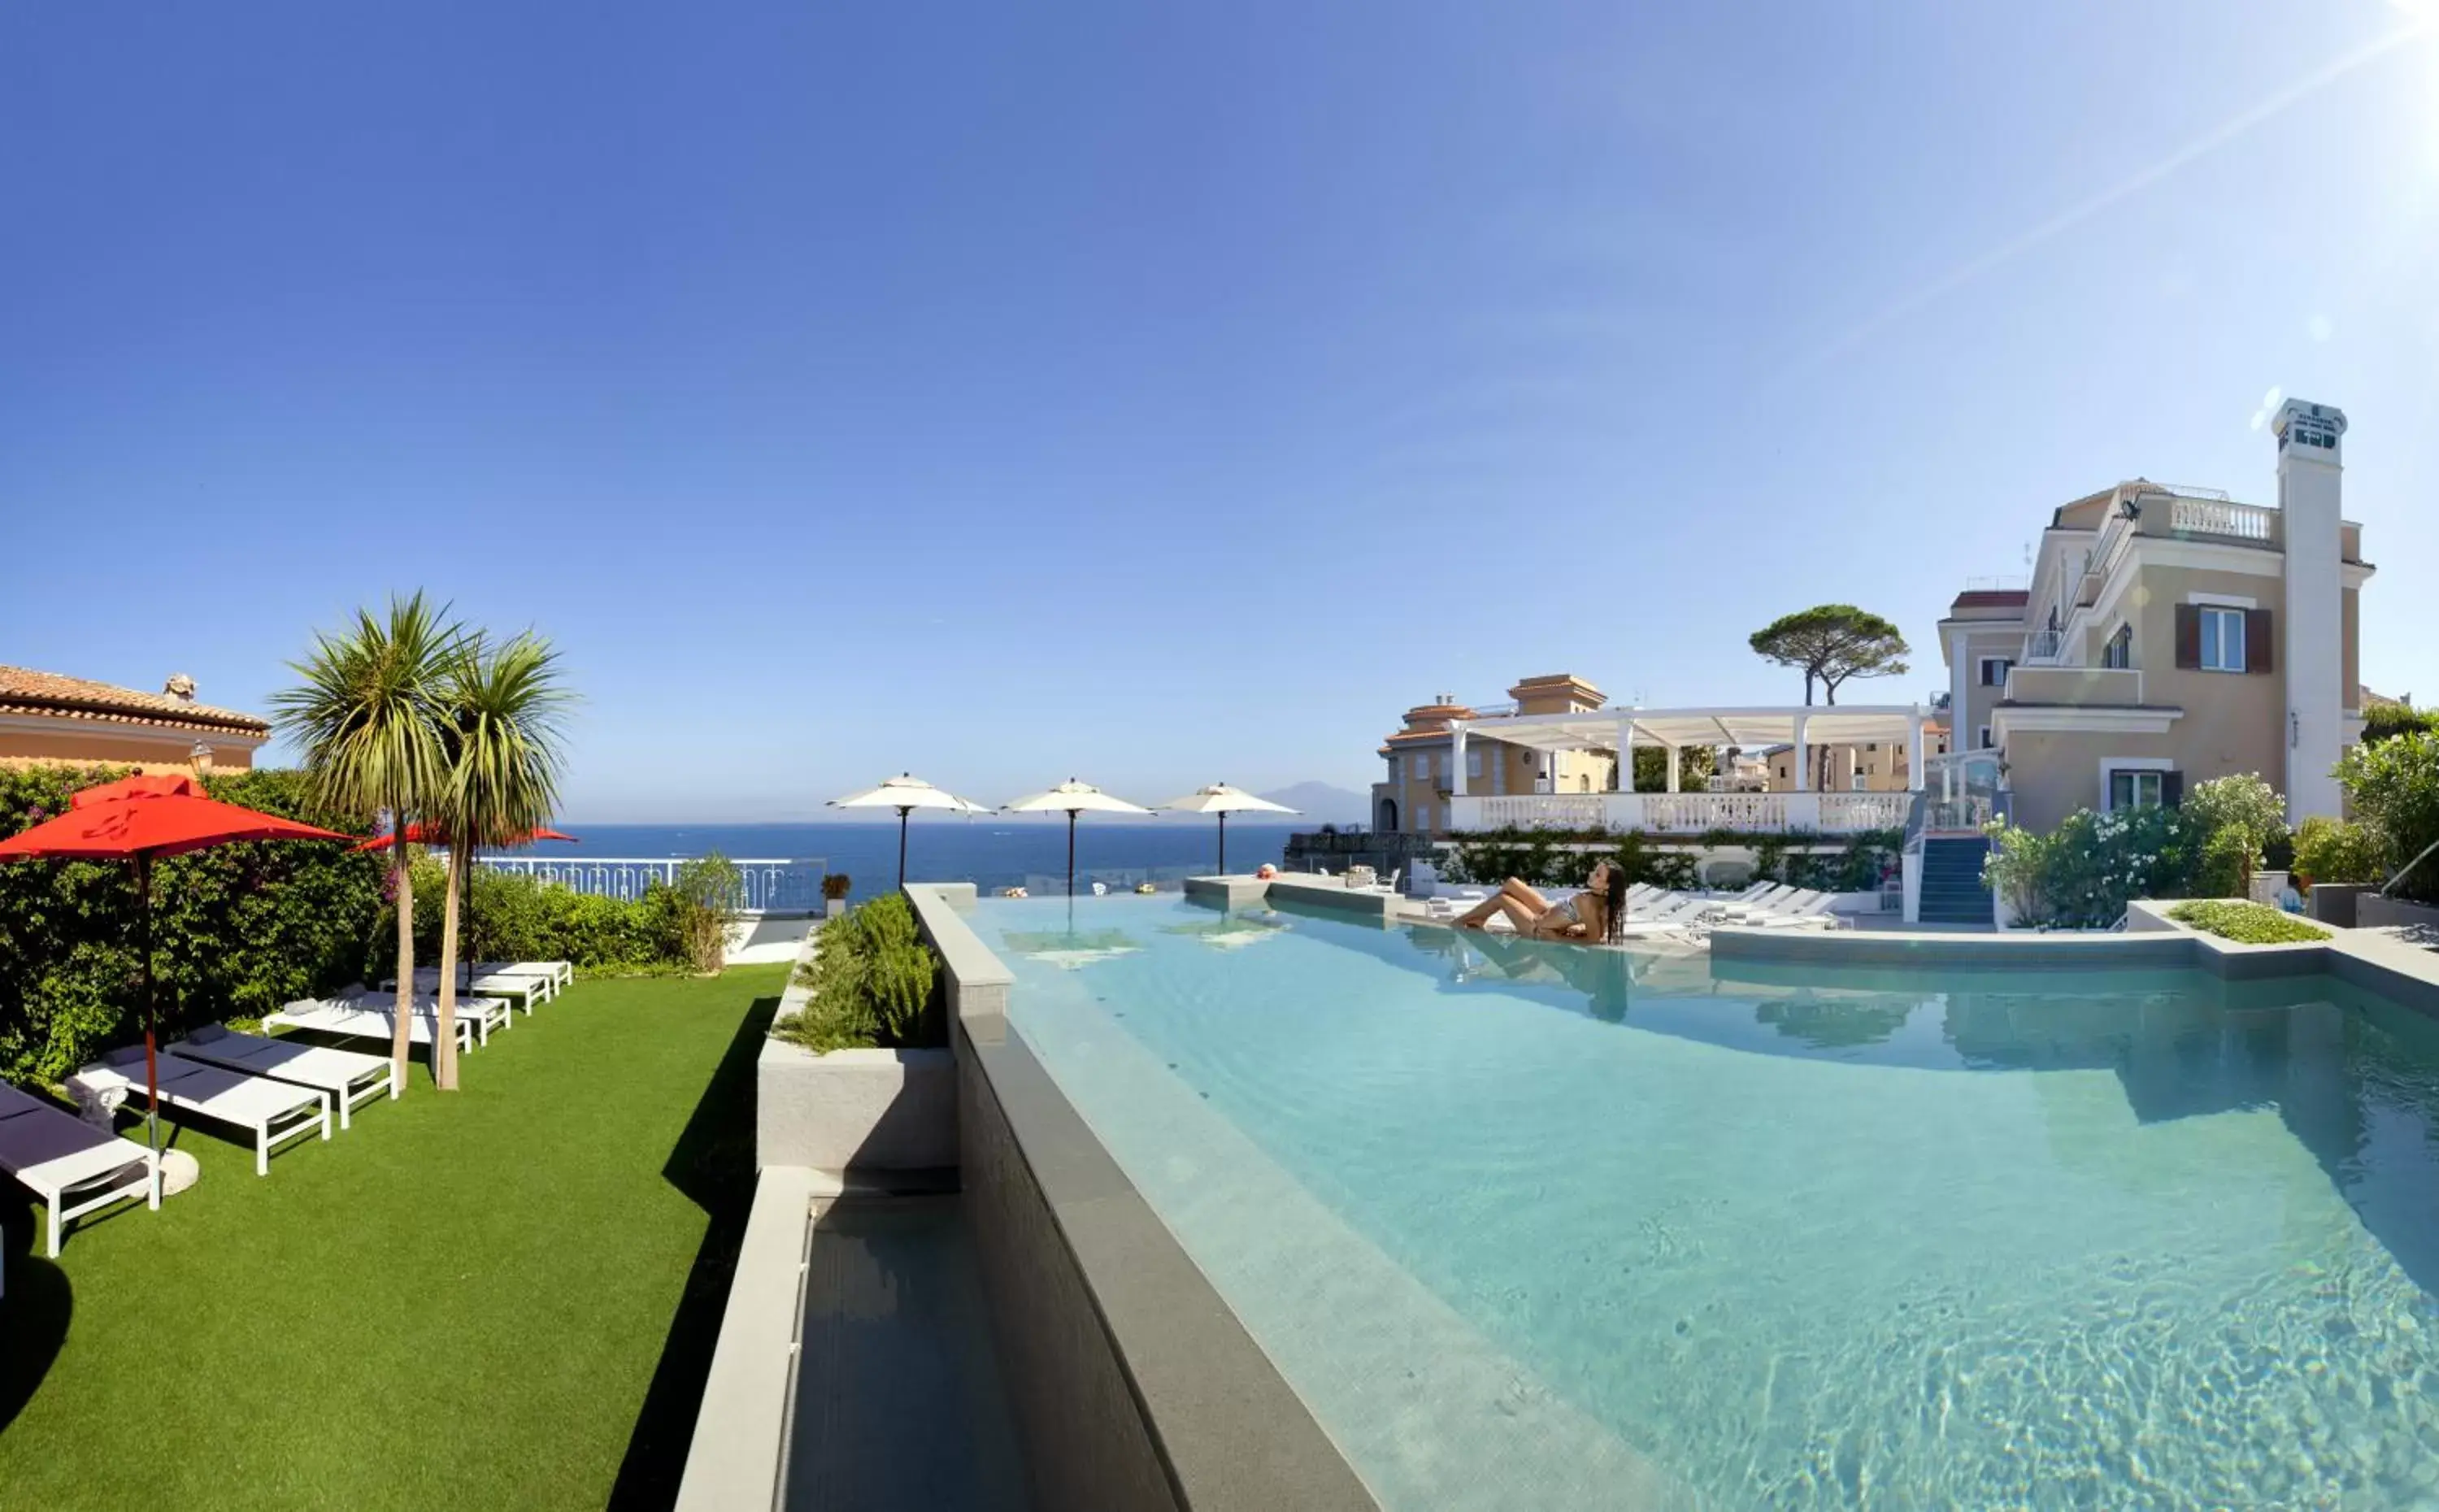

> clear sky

[{"left": 4, "top": 1, "right": 2434, "bottom": 820}]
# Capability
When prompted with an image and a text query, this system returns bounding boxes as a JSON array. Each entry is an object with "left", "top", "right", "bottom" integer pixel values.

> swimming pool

[{"left": 968, "top": 893, "right": 2439, "bottom": 1510}]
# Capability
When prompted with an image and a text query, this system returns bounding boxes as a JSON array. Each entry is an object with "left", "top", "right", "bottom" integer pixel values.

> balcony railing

[
  {"left": 2002, "top": 666, "right": 2144, "bottom": 708},
  {"left": 473, "top": 855, "right": 829, "bottom": 912},
  {"left": 1451, "top": 791, "right": 1911, "bottom": 835},
  {"left": 2167, "top": 497, "right": 2277, "bottom": 544},
  {"left": 2021, "top": 629, "right": 2066, "bottom": 665}
]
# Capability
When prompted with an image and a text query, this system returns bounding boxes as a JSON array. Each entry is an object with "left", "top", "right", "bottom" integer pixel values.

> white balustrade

[
  {"left": 2169, "top": 497, "right": 2276, "bottom": 542},
  {"left": 472, "top": 855, "right": 826, "bottom": 912},
  {"left": 1470, "top": 795, "right": 1608, "bottom": 829},
  {"left": 1817, "top": 793, "right": 1913, "bottom": 831}
]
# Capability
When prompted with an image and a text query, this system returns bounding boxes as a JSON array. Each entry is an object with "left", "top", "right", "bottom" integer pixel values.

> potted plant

[{"left": 821, "top": 871, "right": 852, "bottom": 919}]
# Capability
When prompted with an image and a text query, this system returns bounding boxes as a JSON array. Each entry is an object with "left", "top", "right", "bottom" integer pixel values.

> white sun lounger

[
  {"left": 385, "top": 968, "right": 545, "bottom": 1014},
  {"left": 169, "top": 1026, "right": 397, "bottom": 1131},
  {"left": 263, "top": 999, "right": 476, "bottom": 1055},
  {"left": 474, "top": 959, "right": 571, "bottom": 993},
  {"left": 79, "top": 1049, "right": 331, "bottom": 1178},
  {"left": 0, "top": 1083, "right": 160, "bottom": 1260},
  {"left": 1743, "top": 892, "right": 1843, "bottom": 928},
  {"left": 340, "top": 989, "right": 511, "bottom": 1044}
]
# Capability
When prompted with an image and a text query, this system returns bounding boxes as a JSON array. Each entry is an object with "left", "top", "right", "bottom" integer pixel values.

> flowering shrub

[
  {"left": 1984, "top": 803, "right": 2197, "bottom": 928},
  {"left": 1982, "top": 774, "right": 2293, "bottom": 928}
]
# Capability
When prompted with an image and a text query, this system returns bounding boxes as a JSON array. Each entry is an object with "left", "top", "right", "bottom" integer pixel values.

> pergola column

[
  {"left": 1665, "top": 744, "right": 1681, "bottom": 793},
  {"left": 1907, "top": 711, "right": 1926, "bottom": 791},
  {"left": 1791, "top": 712, "right": 1810, "bottom": 792},
  {"left": 1450, "top": 722, "right": 1467, "bottom": 798}
]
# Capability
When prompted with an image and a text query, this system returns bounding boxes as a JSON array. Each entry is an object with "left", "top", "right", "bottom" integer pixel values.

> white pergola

[{"left": 1448, "top": 704, "right": 1933, "bottom": 795}]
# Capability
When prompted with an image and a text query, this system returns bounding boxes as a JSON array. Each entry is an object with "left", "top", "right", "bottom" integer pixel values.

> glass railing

[{"left": 1918, "top": 752, "right": 2006, "bottom": 835}]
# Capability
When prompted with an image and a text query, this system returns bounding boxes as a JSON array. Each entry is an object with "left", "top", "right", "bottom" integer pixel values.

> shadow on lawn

[
  {"left": 0, "top": 1205, "right": 73, "bottom": 1435},
  {"left": 607, "top": 990, "right": 780, "bottom": 1511}
]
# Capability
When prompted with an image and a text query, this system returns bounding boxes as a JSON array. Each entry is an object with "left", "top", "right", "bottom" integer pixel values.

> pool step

[{"left": 1918, "top": 836, "right": 1994, "bottom": 925}]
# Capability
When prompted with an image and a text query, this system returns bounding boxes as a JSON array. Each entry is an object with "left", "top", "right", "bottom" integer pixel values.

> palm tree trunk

[
  {"left": 391, "top": 828, "right": 415, "bottom": 1085},
  {"left": 433, "top": 845, "right": 463, "bottom": 1092}
]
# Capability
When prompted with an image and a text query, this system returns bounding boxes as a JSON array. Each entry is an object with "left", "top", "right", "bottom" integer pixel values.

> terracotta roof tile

[{"left": 0, "top": 665, "right": 270, "bottom": 736}]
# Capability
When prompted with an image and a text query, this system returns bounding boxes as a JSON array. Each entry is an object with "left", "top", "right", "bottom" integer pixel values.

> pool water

[{"left": 969, "top": 895, "right": 2439, "bottom": 1510}]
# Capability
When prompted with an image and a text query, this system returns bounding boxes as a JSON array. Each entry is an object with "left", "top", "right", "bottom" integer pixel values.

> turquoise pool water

[{"left": 970, "top": 895, "right": 2439, "bottom": 1510}]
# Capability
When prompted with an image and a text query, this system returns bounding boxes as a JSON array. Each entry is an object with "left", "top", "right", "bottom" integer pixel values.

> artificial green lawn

[{"left": 0, "top": 963, "right": 786, "bottom": 1511}]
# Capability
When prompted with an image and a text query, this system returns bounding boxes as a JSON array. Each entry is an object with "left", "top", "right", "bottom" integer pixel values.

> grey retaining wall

[{"left": 905, "top": 884, "right": 1376, "bottom": 1512}]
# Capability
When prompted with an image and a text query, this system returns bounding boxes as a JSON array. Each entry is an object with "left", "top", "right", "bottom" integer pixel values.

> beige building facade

[
  {"left": 0, "top": 666, "right": 268, "bottom": 776},
  {"left": 1762, "top": 723, "right": 1950, "bottom": 793},
  {"left": 1373, "top": 675, "right": 1614, "bottom": 836},
  {"left": 1938, "top": 399, "right": 2372, "bottom": 832}
]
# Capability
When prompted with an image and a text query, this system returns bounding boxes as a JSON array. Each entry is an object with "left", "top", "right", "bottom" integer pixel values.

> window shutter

[
  {"left": 2162, "top": 771, "right": 2185, "bottom": 809},
  {"left": 2246, "top": 608, "right": 2274, "bottom": 674},
  {"left": 2174, "top": 605, "right": 2202, "bottom": 669}
]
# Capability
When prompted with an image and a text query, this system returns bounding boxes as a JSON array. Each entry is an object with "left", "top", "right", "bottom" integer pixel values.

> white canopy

[
  {"left": 1154, "top": 783, "right": 1297, "bottom": 816},
  {"left": 828, "top": 772, "right": 991, "bottom": 815},
  {"left": 1454, "top": 704, "right": 1931, "bottom": 754},
  {"left": 1002, "top": 779, "right": 1152, "bottom": 816}
]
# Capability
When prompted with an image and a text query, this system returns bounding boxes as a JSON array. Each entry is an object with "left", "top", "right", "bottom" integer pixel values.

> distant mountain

[{"left": 1259, "top": 781, "right": 1370, "bottom": 825}]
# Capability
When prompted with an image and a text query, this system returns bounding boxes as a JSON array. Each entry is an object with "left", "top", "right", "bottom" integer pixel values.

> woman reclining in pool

[{"left": 1451, "top": 862, "right": 1615, "bottom": 941}]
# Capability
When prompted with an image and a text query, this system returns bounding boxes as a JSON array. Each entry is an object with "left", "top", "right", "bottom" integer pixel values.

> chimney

[{"left": 2272, "top": 398, "right": 2346, "bottom": 823}]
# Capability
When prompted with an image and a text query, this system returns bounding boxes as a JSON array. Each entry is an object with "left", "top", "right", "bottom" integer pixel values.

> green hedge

[
  {"left": 0, "top": 766, "right": 385, "bottom": 1085},
  {"left": 2337, "top": 732, "right": 2439, "bottom": 903},
  {"left": 375, "top": 858, "right": 693, "bottom": 982},
  {"left": 2, "top": 766, "right": 703, "bottom": 1087}
]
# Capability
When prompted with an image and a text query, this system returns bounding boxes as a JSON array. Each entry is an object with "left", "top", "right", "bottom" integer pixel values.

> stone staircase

[{"left": 1918, "top": 836, "right": 1995, "bottom": 926}]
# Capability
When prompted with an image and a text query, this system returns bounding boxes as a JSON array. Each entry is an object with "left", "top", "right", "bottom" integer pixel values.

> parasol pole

[
  {"left": 898, "top": 805, "right": 911, "bottom": 887},
  {"left": 1066, "top": 809, "right": 1078, "bottom": 897},
  {"left": 137, "top": 851, "right": 159, "bottom": 1156},
  {"left": 1217, "top": 810, "right": 1228, "bottom": 876}
]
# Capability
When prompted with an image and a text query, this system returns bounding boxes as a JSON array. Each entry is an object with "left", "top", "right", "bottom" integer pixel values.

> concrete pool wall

[
  {"left": 910, "top": 883, "right": 1377, "bottom": 1512},
  {"left": 683, "top": 884, "right": 1375, "bottom": 1510}
]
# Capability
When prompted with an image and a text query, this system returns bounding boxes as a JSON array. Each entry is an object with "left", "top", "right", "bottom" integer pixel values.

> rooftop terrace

[{"left": 0, "top": 964, "right": 789, "bottom": 1510}]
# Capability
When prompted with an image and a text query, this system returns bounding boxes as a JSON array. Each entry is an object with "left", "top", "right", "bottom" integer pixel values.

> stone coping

[
  {"left": 902, "top": 883, "right": 1377, "bottom": 1511},
  {"left": 673, "top": 1165, "right": 820, "bottom": 1512},
  {"left": 1711, "top": 902, "right": 2439, "bottom": 1019}
]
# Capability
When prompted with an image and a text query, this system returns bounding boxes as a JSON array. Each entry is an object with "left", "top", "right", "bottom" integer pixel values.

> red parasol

[{"left": 0, "top": 774, "right": 351, "bottom": 1154}]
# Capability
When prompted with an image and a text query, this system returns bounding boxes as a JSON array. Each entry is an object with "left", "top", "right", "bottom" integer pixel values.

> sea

[{"left": 535, "top": 820, "right": 1306, "bottom": 904}]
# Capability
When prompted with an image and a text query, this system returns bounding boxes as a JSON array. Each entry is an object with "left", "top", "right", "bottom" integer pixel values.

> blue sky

[{"left": 4, "top": 1, "right": 2435, "bottom": 820}]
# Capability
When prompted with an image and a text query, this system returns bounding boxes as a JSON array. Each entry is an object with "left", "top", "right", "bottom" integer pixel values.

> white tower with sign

[{"left": 2272, "top": 398, "right": 2346, "bottom": 823}]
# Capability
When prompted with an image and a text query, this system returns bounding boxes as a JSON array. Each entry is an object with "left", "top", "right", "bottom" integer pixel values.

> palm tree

[
  {"left": 272, "top": 593, "right": 460, "bottom": 1085},
  {"left": 428, "top": 632, "right": 572, "bottom": 1091}
]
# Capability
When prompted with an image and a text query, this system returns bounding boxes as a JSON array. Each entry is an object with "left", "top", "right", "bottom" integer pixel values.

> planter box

[
  {"left": 2359, "top": 893, "right": 2439, "bottom": 934},
  {"left": 757, "top": 1040, "right": 956, "bottom": 1172},
  {"left": 2307, "top": 883, "right": 2368, "bottom": 929}
]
